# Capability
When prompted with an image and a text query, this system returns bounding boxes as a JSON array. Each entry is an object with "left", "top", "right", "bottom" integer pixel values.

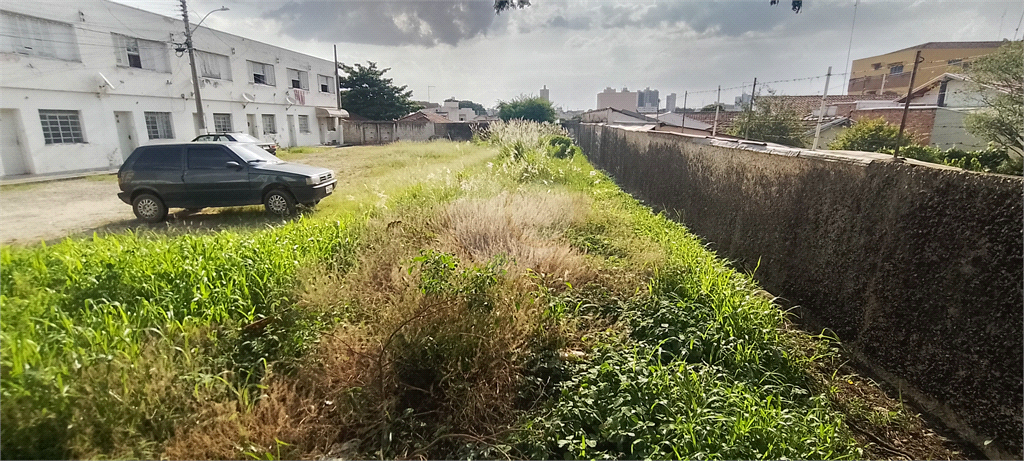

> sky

[{"left": 116, "top": 0, "right": 1024, "bottom": 111}]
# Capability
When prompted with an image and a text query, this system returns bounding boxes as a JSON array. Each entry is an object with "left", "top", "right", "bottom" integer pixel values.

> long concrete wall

[{"left": 569, "top": 123, "right": 1023, "bottom": 459}]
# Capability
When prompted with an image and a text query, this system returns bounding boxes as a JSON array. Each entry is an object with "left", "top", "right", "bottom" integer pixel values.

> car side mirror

[{"left": 226, "top": 161, "right": 242, "bottom": 169}]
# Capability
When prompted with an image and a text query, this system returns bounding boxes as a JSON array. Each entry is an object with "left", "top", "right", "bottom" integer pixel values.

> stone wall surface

[{"left": 568, "top": 123, "right": 1023, "bottom": 460}]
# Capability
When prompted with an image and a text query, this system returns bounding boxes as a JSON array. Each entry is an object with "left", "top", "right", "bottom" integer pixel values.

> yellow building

[{"left": 847, "top": 41, "right": 1006, "bottom": 96}]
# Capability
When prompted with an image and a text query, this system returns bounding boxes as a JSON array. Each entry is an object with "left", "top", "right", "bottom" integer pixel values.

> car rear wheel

[
  {"left": 133, "top": 193, "right": 168, "bottom": 223},
  {"left": 264, "top": 189, "right": 296, "bottom": 217}
]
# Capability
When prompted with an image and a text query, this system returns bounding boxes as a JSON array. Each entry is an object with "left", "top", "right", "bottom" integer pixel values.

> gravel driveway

[{"left": 0, "top": 176, "right": 134, "bottom": 245}]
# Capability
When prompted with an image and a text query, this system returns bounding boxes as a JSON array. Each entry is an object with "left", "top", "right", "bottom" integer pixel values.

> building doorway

[
  {"left": 114, "top": 111, "right": 137, "bottom": 161},
  {"left": 0, "top": 109, "right": 28, "bottom": 176}
]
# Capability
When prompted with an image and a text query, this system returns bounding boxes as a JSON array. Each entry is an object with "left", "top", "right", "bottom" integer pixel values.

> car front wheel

[
  {"left": 133, "top": 193, "right": 168, "bottom": 223},
  {"left": 264, "top": 189, "right": 296, "bottom": 216}
]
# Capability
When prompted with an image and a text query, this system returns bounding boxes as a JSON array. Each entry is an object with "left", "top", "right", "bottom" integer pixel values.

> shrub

[
  {"left": 497, "top": 95, "right": 557, "bottom": 123},
  {"left": 829, "top": 117, "right": 913, "bottom": 152},
  {"left": 544, "top": 135, "right": 581, "bottom": 159}
]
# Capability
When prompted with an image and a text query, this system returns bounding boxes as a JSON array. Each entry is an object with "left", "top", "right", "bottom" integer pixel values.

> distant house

[
  {"left": 847, "top": 41, "right": 1006, "bottom": 96},
  {"left": 654, "top": 112, "right": 714, "bottom": 132},
  {"left": 420, "top": 101, "right": 477, "bottom": 122},
  {"left": 581, "top": 107, "right": 715, "bottom": 136},
  {"left": 343, "top": 110, "right": 486, "bottom": 145},
  {"left": 581, "top": 107, "right": 658, "bottom": 125}
]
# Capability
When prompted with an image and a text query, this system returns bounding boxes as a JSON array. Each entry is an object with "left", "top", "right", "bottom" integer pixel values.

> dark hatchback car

[
  {"left": 192, "top": 132, "right": 277, "bottom": 155},
  {"left": 118, "top": 142, "right": 336, "bottom": 222}
]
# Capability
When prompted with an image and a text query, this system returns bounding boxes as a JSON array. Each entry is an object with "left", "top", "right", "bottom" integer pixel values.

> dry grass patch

[{"left": 436, "top": 192, "right": 598, "bottom": 288}]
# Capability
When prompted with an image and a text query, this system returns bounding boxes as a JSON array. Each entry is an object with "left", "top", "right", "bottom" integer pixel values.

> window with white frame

[
  {"left": 213, "top": 113, "right": 232, "bottom": 132},
  {"left": 298, "top": 115, "right": 310, "bottom": 133},
  {"left": 144, "top": 112, "right": 174, "bottom": 139},
  {"left": 318, "top": 74, "right": 334, "bottom": 93},
  {"left": 262, "top": 114, "right": 276, "bottom": 134},
  {"left": 196, "top": 50, "right": 232, "bottom": 80},
  {"left": 1, "top": 11, "right": 80, "bottom": 61},
  {"left": 112, "top": 34, "right": 169, "bottom": 72},
  {"left": 248, "top": 60, "right": 275, "bottom": 86},
  {"left": 287, "top": 68, "right": 309, "bottom": 90},
  {"left": 889, "top": 64, "right": 904, "bottom": 75},
  {"left": 38, "top": 110, "right": 84, "bottom": 144}
]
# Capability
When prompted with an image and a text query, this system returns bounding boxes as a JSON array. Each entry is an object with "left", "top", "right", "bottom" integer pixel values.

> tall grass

[
  {"left": 1, "top": 217, "right": 359, "bottom": 458},
  {"left": 2, "top": 135, "right": 926, "bottom": 459}
]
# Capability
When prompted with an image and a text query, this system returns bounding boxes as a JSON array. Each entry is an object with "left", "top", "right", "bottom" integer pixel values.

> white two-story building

[{"left": 0, "top": 0, "right": 347, "bottom": 178}]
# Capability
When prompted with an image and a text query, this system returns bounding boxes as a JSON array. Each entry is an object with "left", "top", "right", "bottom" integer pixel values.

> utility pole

[
  {"left": 334, "top": 45, "right": 342, "bottom": 110},
  {"left": 745, "top": 77, "right": 757, "bottom": 139},
  {"left": 812, "top": 66, "right": 832, "bottom": 150},
  {"left": 181, "top": 0, "right": 205, "bottom": 135},
  {"left": 681, "top": 91, "right": 687, "bottom": 113},
  {"left": 712, "top": 85, "right": 721, "bottom": 137},
  {"left": 894, "top": 50, "right": 923, "bottom": 160}
]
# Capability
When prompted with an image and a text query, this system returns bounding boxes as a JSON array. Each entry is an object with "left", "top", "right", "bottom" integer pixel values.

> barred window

[
  {"left": 248, "top": 60, "right": 275, "bottom": 86},
  {"left": 298, "top": 115, "right": 310, "bottom": 133},
  {"left": 213, "top": 113, "right": 232, "bottom": 132},
  {"left": 144, "top": 112, "right": 174, "bottom": 139},
  {"left": 262, "top": 114, "right": 276, "bottom": 134},
  {"left": 38, "top": 110, "right": 84, "bottom": 144}
]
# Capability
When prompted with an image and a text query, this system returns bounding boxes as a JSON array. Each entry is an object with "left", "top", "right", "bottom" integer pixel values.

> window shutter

[{"left": 112, "top": 34, "right": 125, "bottom": 66}]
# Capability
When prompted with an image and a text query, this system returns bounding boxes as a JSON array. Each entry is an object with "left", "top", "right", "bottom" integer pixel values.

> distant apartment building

[
  {"left": 847, "top": 41, "right": 1005, "bottom": 96},
  {"left": 637, "top": 87, "right": 659, "bottom": 113},
  {"left": 0, "top": 0, "right": 345, "bottom": 178},
  {"left": 665, "top": 93, "right": 677, "bottom": 112},
  {"left": 597, "top": 87, "right": 638, "bottom": 112},
  {"left": 540, "top": 85, "right": 549, "bottom": 102}
]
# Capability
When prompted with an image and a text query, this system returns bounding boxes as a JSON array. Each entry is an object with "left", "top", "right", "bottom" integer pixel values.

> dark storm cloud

[{"left": 265, "top": 1, "right": 499, "bottom": 47}]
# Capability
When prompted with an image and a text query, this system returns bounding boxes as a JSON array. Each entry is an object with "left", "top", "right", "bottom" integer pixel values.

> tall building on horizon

[
  {"left": 637, "top": 87, "right": 659, "bottom": 113},
  {"left": 665, "top": 93, "right": 677, "bottom": 113},
  {"left": 540, "top": 85, "right": 550, "bottom": 102},
  {"left": 596, "top": 87, "right": 638, "bottom": 112}
]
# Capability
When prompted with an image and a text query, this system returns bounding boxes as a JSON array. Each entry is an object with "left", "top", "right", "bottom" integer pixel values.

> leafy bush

[
  {"left": 940, "top": 143, "right": 1016, "bottom": 174},
  {"left": 828, "top": 117, "right": 913, "bottom": 152},
  {"left": 544, "top": 134, "right": 581, "bottom": 159},
  {"left": 497, "top": 95, "right": 557, "bottom": 123}
]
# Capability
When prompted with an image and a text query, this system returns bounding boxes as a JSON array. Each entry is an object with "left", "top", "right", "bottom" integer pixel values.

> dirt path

[{"left": 0, "top": 177, "right": 133, "bottom": 245}]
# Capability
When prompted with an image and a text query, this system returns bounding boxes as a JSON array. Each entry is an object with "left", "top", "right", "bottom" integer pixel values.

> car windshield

[
  {"left": 228, "top": 133, "right": 261, "bottom": 143},
  {"left": 230, "top": 143, "right": 282, "bottom": 164}
]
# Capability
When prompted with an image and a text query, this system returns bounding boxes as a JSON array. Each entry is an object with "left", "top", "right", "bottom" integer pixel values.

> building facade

[
  {"left": 636, "top": 87, "right": 659, "bottom": 113},
  {"left": 596, "top": 87, "right": 638, "bottom": 112},
  {"left": 0, "top": 0, "right": 346, "bottom": 178},
  {"left": 847, "top": 41, "right": 1005, "bottom": 96},
  {"left": 539, "top": 85, "right": 549, "bottom": 102}
]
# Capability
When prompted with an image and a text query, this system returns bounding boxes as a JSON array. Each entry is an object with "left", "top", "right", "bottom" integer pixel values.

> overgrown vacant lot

[{"left": 1, "top": 123, "right": 972, "bottom": 460}]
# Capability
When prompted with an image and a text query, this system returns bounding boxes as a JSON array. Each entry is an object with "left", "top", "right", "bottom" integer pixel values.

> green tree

[
  {"left": 445, "top": 97, "right": 487, "bottom": 116},
  {"left": 497, "top": 95, "right": 556, "bottom": 123},
  {"left": 828, "top": 118, "right": 913, "bottom": 152},
  {"left": 963, "top": 40, "right": 1023, "bottom": 156},
  {"left": 338, "top": 61, "right": 422, "bottom": 121},
  {"left": 493, "top": 0, "right": 530, "bottom": 13},
  {"left": 727, "top": 93, "right": 807, "bottom": 147}
]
